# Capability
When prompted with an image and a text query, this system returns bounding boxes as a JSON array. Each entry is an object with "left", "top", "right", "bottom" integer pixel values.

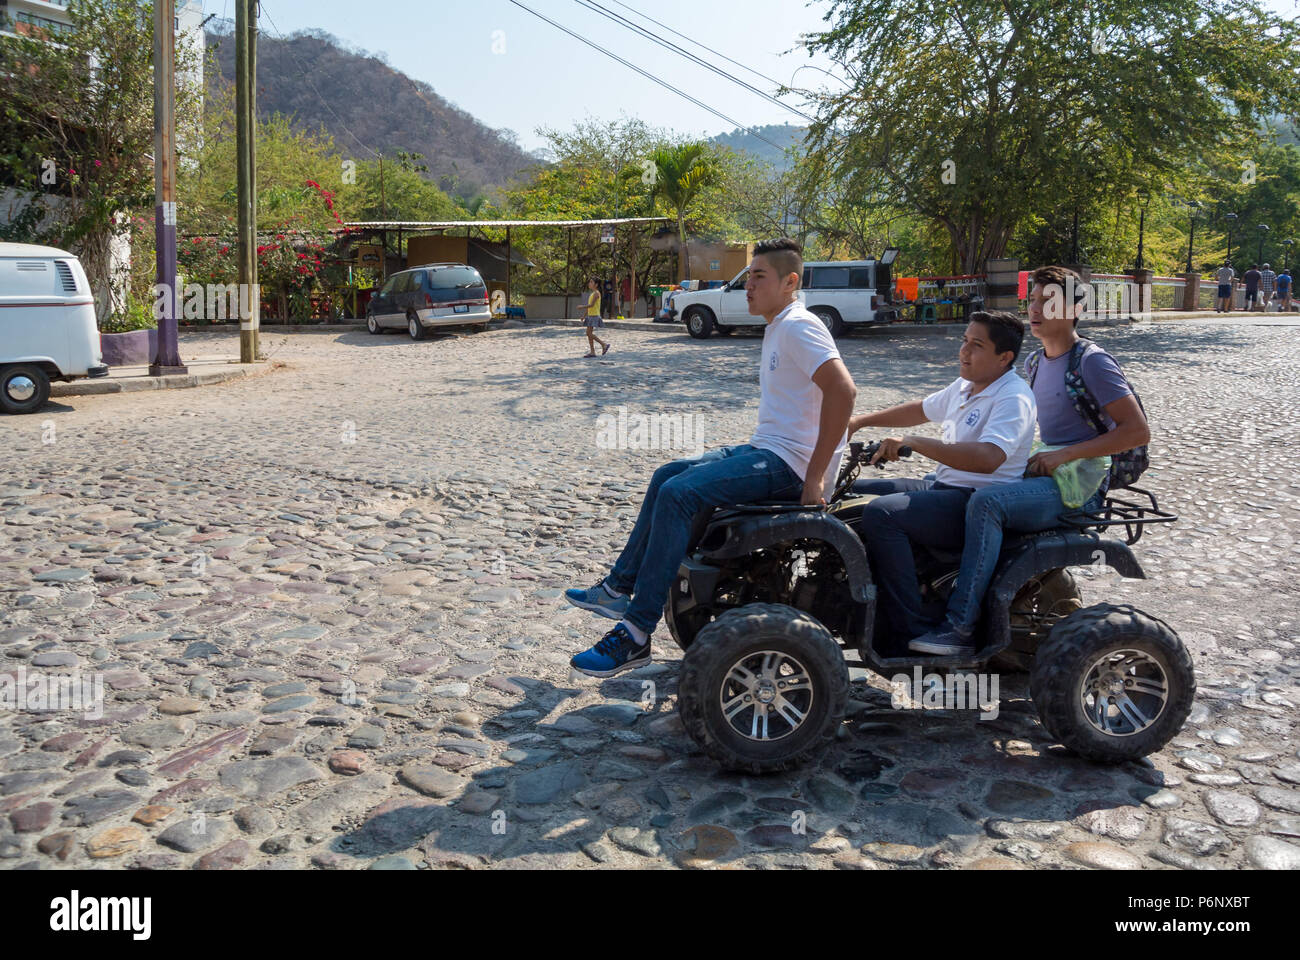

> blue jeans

[
  {"left": 607, "top": 444, "right": 803, "bottom": 635},
  {"left": 850, "top": 475, "right": 974, "bottom": 650},
  {"left": 943, "top": 476, "right": 1105, "bottom": 637}
]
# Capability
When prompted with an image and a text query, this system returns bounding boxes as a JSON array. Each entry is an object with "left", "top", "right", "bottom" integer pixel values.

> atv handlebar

[{"left": 830, "top": 439, "right": 913, "bottom": 503}]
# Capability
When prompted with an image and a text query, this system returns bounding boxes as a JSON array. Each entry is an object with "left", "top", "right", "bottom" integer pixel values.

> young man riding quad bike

[{"left": 662, "top": 304, "right": 1191, "bottom": 773}]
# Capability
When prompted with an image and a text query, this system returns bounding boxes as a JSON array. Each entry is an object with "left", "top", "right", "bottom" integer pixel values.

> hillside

[
  {"left": 711, "top": 123, "right": 807, "bottom": 170},
  {"left": 204, "top": 25, "right": 541, "bottom": 198}
]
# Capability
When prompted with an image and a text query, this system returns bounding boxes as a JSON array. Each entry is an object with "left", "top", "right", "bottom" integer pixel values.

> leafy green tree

[
  {"left": 800, "top": 0, "right": 1300, "bottom": 273},
  {"left": 646, "top": 142, "right": 721, "bottom": 280},
  {"left": 0, "top": 0, "right": 200, "bottom": 319}
]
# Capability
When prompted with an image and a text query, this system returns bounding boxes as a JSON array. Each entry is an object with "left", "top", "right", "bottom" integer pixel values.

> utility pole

[
  {"left": 236, "top": 0, "right": 260, "bottom": 363},
  {"left": 150, "top": 0, "right": 186, "bottom": 375}
]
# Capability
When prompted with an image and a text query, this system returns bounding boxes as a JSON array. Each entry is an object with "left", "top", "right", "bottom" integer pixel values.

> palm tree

[{"left": 648, "top": 143, "right": 721, "bottom": 281}]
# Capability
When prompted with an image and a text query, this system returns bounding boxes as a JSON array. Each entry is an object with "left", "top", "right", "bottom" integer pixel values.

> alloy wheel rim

[
  {"left": 718, "top": 649, "right": 814, "bottom": 742},
  {"left": 1078, "top": 647, "right": 1168, "bottom": 737}
]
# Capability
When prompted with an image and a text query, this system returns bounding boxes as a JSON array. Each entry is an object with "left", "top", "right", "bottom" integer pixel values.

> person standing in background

[
  {"left": 1260, "top": 263, "right": 1276, "bottom": 306},
  {"left": 1215, "top": 261, "right": 1235, "bottom": 313},
  {"left": 1244, "top": 264, "right": 1262, "bottom": 311}
]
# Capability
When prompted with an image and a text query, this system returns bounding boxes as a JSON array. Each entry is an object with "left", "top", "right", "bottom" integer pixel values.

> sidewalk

[{"left": 50, "top": 354, "right": 260, "bottom": 397}]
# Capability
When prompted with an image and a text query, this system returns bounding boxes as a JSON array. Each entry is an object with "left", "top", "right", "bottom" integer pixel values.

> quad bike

[{"left": 664, "top": 440, "right": 1192, "bottom": 773}]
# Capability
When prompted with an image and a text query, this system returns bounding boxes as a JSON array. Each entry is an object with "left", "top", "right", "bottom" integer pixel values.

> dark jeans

[
  {"left": 942, "top": 476, "right": 1104, "bottom": 637},
  {"left": 850, "top": 475, "right": 974, "bottom": 650},
  {"left": 607, "top": 444, "right": 803, "bottom": 635}
]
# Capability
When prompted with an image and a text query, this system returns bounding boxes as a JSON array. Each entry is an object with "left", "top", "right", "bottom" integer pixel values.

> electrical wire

[
  {"left": 604, "top": 0, "right": 789, "bottom": 91},
  {"left": 572, "top": 0, "right": 814, "bottom": 122},
  {"left": 505, "top": 0, "right": 788, "bottom": 151}
]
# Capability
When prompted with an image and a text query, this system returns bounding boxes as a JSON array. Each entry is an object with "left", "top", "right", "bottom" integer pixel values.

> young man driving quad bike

[
  {"left": 563, "top": 238, "right": 858, "bottom": 678},
  {"left": 843, "top": 310, "right": 1038, "bottom": 657},
  {"left": 903, "top": 265, "right": 1152, "bottom": 658}
]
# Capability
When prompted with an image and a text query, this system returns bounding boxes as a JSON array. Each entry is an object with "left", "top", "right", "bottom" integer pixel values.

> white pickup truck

[{"left": 671, "top": 251, "right": 900, "bottom": 338}]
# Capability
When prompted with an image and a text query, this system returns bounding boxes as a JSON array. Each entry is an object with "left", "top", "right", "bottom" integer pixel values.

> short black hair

[
  {"left": 753, "top": 237, "right": 803, "bottom": 287},
  {"left": 969, "top": 310, "right": 1025, "bottom": 369}
]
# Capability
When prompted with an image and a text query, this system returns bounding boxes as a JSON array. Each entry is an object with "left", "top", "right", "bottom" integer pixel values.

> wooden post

[
  {"left": 234, "top": 0, "right": 258, "bottom": 363},
  {"left": 564, "top": 227, "right": 572, "bottom": 319},
  {"left": 629, "top": 221, "right": 639, "bottom": 318}
]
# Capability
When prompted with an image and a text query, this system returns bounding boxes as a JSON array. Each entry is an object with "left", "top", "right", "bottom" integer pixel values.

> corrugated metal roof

[{"left": 343, "top": 217, "right": 672, "bottom": 229}]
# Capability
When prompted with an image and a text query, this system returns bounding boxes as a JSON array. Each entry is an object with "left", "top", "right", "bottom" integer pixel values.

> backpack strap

[
  {"left": 1024, "top": 348, "right": 1043, "bottom": 387},
  {"left": 1064, "top": 338, "right": 1110, "bottom": 437}
]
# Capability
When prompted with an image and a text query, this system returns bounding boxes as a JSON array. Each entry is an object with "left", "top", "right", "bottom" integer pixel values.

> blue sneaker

[
  {"left": 908, "top": 626, "right": 975, "bottom": 657},
  {"left": 570, "top": 624, "right": 651, "bottom": 678},
  {"left": 564, "top": 580, "right": 630, "bottom": 620}
]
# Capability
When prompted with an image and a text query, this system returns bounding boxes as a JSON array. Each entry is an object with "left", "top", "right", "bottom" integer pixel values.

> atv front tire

[{"left": 679, "top": 603, "right": 848, "bottom": 773}]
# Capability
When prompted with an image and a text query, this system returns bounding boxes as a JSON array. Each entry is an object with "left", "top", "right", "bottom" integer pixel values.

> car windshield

[{"left": 427, "top": 267, "right": 485, "bottom": 300}]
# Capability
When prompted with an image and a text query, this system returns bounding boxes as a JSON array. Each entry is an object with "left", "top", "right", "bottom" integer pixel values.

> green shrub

[{"left": 100, "top": 296, "right": 157, "bottom": 334}]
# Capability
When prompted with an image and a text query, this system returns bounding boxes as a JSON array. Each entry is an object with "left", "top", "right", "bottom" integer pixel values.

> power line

[
  {"left": 505, "top": 0, "right": 788, "bottom": 151},
  {"left": 572, "top": 0, "right": 815, "bottom": 122},
  {"left": 604, "top": 0, "right": 789, "bottom": 92}
]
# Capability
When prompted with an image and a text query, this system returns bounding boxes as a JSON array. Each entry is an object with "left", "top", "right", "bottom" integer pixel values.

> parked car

[
  {"left": 365, "top": 263, "right": 492, "bottom": 339},
  {"left": 0, "top": 242, "right": 108, "bottom": 414},
  {"left": 672, "top": 249, "right": 901, "bottom": 338}
]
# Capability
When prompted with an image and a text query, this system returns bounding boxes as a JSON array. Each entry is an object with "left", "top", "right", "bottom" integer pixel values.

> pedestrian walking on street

[
  {"left": 1244, "top": 264, "right": 1262, "bottom": 311},
  {"left": 579, "top": 278, "right": 611, "bottom": 357},
  {"left": 1216, "top": 261, "right": 1235, "bottom": 312},
  {"left": 1261, "top": 263, "right": 1276, "bottom": 305},
  {"left": 1277, "top": 268, "right": 1293, "bottom": 312}
]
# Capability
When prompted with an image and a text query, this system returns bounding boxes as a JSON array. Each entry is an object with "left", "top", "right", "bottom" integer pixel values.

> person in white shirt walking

[
  {"left": 565, "top": 238, "right": 858, "bottom": 677},
  {"left": 844, "top": 311, "right": 1037, "bottom": 656}
]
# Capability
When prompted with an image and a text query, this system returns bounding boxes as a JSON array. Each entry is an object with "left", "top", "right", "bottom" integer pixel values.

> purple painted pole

[{"left": 150, "top": 0, "right": 186, "bottom": 375}]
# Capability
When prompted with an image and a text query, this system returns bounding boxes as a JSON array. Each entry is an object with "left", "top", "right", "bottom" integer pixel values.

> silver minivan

[
  {"left": 0, "top": 242, "right": 108, "bottom": 413},
  {"left": 364, "top": 263, "right": 492, "bottom": 339}
]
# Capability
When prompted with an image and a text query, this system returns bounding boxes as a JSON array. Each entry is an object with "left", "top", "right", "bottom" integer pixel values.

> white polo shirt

[
  {"left": 920, "top": 368, "right": 1037, "bottom": 490},
  {"left": 749, "top": 301, "right": 846, "bottom": 498}
]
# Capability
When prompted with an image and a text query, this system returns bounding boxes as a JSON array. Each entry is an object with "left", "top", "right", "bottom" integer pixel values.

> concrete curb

[{"left": 51, "top": 365, "right": 257, "bottom": 397}]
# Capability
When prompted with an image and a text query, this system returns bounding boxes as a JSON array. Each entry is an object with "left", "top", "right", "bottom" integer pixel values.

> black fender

[
  {"left": 983, "top": 529, "right": 1146, "bottom": 652},
  {"left": 697, "top": 510, "right": 875, "bottom": 605}
]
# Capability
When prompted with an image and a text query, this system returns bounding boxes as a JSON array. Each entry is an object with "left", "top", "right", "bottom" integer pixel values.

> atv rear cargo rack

[{"left": 1059, "top": 485, "right": 1177, "bottom": 545}]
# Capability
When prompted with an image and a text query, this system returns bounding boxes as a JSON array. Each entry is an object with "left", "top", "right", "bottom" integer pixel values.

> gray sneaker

[
  {"left": 908, "top": 627, "right": 975, "bottom": 657},
  {"left": 564, "top": 581, "right": 630, "bottom": 620}
]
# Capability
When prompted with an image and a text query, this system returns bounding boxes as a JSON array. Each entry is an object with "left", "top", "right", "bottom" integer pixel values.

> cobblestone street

[{"left": 2, "top": 319, "right": 1298, "bottom": 870}]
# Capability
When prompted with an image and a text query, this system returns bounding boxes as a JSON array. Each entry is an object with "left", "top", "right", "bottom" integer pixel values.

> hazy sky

[
  {"left": 218, "top": 0, "right": 1300, "bottom": 154},
  {"left": 217, "top": 0, "right": 851, "bottom": 151}
]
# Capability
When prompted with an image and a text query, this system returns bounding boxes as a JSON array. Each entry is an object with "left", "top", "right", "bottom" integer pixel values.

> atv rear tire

[
  {"left": 993, "top": 568, "right": 1082, "bottom": 673},
  {"left": 1030, "top": 602, "right": 1194, "bottom": 763},
  {"left": 679, "top": 603, "right": 848, "bottom": 774}
]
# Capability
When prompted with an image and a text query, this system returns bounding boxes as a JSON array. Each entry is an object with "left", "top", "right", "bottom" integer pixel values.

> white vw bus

[{"left": 0, "top": 242, "right": 108, "bottom": 413}]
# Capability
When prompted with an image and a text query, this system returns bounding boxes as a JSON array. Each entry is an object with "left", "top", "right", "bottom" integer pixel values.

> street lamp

[
  {"left": 1284, "top": 239, "right": 1295, "bottom": 271},
  {"left": 1224, "top": 212, "right": 1238, "bottom": 264},
  {"left": 1256, "top": 223, "right": 1270, "bottom": 265},
  {"left": 1185, "top": 200, "right": 1201, "bottom": 273}
]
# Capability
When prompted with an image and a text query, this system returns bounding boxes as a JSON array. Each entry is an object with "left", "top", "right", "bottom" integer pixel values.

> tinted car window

[
  {"left": 426, "top": 266, "right": 486, "bottom": 301},
  {"left": 810, "top": 267, "right": 850, "bottom": 288},
  {"left": 378, "top": 277, "right": 398, "bottom": 297},
  {"left": 849, "top": 267, "right": 873, "bottom": 289}
]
